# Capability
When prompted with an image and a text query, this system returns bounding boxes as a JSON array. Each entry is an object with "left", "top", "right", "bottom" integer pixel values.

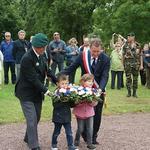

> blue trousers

[
  {"left": 111, "top": 70, "right": 122, "bottom": 89},
  {"left": 52, "top": 122, "right": 75, "bottom": 150}
]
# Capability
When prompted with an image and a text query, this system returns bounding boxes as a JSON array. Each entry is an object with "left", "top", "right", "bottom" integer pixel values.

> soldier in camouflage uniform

[{"left": 122, "top": 33, "right": 141, "bottom": 98}]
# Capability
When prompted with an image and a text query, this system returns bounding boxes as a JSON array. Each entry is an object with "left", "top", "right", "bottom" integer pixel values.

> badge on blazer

[
  {"left": 36, "top": 62, "right": 39, "bottom": 66},
  {"left": 98, "top": 59, "right": 101, "bottom": 62}
]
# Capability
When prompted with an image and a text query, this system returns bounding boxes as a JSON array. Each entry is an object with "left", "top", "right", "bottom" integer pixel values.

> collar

[
  {"left": 32, "top": 46, "right": 40, "bottom": 58},
  {"left": 91, "top": 57, "right": 98, "bottom": 61}
]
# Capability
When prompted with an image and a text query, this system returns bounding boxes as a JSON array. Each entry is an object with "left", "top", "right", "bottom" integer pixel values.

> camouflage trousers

[{"left": 125, "top": 66, "right": 139, "bottom": 90}]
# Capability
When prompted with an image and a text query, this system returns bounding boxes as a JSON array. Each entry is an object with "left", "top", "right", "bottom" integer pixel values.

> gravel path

[{"left": 0, "top": 113, "right": 150, "bottom": 150}]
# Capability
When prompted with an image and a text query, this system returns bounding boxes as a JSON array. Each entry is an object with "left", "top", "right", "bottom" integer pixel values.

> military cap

[{"left": 31, "top": 33, "right": 48, "bottom": 47}]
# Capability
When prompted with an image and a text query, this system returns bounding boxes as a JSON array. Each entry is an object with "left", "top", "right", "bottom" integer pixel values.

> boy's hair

[
  {"left": 57, "top": 74, "right": 69, "bottom": 82},
  {"left": 80, "top": 73, "right": 94, "bottom": 82}
]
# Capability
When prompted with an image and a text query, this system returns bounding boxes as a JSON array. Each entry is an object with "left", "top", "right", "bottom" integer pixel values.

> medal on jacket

[{"left": 36, "top": 62, "right": 39, "bottom": 66}]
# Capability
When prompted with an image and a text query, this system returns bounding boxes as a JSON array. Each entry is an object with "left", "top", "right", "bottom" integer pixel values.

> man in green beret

[{"left": 15, "top": 33, "right": 57, "bottom": 150}]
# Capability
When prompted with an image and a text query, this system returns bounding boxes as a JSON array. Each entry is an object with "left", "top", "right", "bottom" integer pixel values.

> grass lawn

[{"left": 0, "top": 69, "right": 150, "bottom": 124}]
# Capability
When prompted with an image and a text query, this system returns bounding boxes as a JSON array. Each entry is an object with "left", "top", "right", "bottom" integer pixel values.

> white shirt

[
  {"left": 32, "top": 46, "right": 40, "bottom": 59},
  {"left": 91, "top": 57, "right": 98, "bottom": 65}
]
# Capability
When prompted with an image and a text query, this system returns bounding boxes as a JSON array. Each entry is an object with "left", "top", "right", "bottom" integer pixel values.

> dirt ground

[{"left": 0, "top": 113, "right": 150, "bottom": 150}]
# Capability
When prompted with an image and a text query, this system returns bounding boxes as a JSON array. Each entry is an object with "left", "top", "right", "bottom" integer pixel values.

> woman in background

[{"left": 66, "top": 38, "right": 79, "bottom": 83}]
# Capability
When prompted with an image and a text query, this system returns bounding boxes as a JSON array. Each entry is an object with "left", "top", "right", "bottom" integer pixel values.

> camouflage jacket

[{"left": 122, "top": 42, "right": 141, "bottom": 68}]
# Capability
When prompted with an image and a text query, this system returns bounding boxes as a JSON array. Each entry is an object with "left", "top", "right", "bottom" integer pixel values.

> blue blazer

[{"left": 61, "top": 51, "right": 110, "bottom": 92}]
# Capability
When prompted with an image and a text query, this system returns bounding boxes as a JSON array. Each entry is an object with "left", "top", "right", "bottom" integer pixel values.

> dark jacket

[
  {"left": 12, "top": 39, "right": 30, "bottom": 64},
  {"left": 49, "top": 40, "right": 66, "bottom": 63},
  {"left": 15, "top": 49, "right": 57, "bottom": 102},
  {"left": 61, "top": 51, "right": 110, "bottom": 92},
  {"left": 52, "top": 101, "right": 72, "bottom": 123}
]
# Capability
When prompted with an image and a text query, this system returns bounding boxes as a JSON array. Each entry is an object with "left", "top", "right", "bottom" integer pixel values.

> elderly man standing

[
  {"left": 49, "top": 32, "right": 66, "bottom": 75},
  {"left": 15, "top": 33, "right": 57, "bottom": 150},
  {"left": 12, "top": 30, "right": 30, "bottom": 80},
  {"left": 0, "top": 32, "right": 16, "bottom": 84}
]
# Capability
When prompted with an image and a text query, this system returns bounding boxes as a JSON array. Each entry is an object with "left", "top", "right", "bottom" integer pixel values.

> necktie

[
  {"left": 91, "top": 58, "right": 96, "bottom": 72},
  {"left": 39, "top": 56, "right": 43, "bottom": 66}
]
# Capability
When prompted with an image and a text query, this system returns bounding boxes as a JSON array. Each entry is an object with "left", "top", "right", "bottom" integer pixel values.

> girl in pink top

[{"left": 73, "top": 74, "right": 97, "bottom": 150}]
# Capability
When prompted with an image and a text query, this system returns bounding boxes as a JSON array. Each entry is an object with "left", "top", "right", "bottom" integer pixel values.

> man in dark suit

[
  {"left": 15, "top": 33, "right": 57, "bottom": 150},
  {"left": 60, "top": 37, "right": 110, "bottom": 145}
]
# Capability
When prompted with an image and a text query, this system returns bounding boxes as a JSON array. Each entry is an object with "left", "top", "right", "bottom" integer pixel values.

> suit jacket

[
  {"left": 12, "top": 39, "right": 30, "bottom": 64},
  {"left": 61, "top": 51, "right": 110, "bottom": 92},
  {"left": 15, "top": 49, "right": 57, "bottom": 102}
]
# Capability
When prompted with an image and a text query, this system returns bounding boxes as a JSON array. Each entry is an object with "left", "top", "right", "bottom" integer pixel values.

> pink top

[{"left": 73, "top": 101, "right": 97, "bottom": 119}]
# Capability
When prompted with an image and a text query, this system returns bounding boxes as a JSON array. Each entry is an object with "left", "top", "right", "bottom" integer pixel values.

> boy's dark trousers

[{"left": 52, "top": 122, "right": 74, "bottom": 149}]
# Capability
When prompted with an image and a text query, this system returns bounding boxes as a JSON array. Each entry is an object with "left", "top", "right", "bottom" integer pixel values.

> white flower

[
  {"left": 78, "top": 90, "right": 85, "bottom": 95},
  {"left": 59, "top": 88, "right": 67, "bottom": 93},
  {"left": 68, "top": 83, "right": 73, "bottom": 88},
  {"left": 86, "top": 90, "right": 93, "bottom": 95},
  {"left": 85, "top": 87, "right": 91, "bottom": 91},
  {"left": 95, "top": 92, "right": 100, "bottom": 97},
  {"left": 78, "top": 86, "right": 84, "bottom": 90},
  {"left": 70, "top": 87, "right": 77, "bottom": 92}
]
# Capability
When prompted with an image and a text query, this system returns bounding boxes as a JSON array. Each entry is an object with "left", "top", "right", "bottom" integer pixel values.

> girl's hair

[
  {"left": 57, "top": 74, "right": 69, "bottom": 82},
  {"left": 80, "top": 73, "right": 94, "bottom": 83},
  {"left": 68, "top": 37, "right": 78, "bottom": 45}
]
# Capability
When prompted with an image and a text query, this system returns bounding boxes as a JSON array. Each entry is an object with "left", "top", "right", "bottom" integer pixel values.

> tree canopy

[{"left": 0, "top": 0, "right": 150, "bottom": 45}]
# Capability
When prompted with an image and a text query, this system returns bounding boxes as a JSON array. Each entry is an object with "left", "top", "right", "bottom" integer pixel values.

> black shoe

[
  {"left": 92, "top": 140, "right": 99, "bottom": 145},
  {"left": 87, "top": 144, "right": 96, "bottom": 149},
  {"left": 31, "top": 147, "right": 41, "bottom": 150}
]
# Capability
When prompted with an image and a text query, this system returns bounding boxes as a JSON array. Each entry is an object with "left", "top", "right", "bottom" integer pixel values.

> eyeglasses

[{"left": 5, "top": 35, "right": 11, "bottom": 37}]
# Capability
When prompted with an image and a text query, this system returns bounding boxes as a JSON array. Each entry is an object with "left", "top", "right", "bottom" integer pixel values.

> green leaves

[
  {"left": 93, "top": 0, "right": 150, "bottom": 45},
  {"left": 0, "top": 0, "right": 24, "bottom": 39}
]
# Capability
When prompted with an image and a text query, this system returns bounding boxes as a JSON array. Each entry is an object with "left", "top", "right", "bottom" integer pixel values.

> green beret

[
  {"left": 31, "top": 33, "right": 48, "bottom": 47},
  {"left": 127, "top": 32, "right": 135, "bottom": 37}
]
